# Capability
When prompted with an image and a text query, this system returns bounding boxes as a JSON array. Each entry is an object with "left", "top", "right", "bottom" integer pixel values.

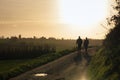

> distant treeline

[
  {"left": 0, "top": 39, "right": 56, "bottom": 60},
  {"left": 0, "top": 35, "right": 60, "bottom": 40}
]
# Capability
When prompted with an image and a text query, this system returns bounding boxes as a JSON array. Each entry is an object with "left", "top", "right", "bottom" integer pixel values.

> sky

[{"left": 0, "top": 0, "right": 110, "bottom": 39}]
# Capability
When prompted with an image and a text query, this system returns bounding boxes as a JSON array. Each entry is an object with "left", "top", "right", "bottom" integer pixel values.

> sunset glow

[
  {"left": 59, "top": 0, "right": 108, "bottom": 26},
  {"left": 0, "top": 0, "right": 110, "bottom": 39}
]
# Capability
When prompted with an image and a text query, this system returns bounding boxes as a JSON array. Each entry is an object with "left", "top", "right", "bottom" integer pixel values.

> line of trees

[{"left": 0, "top": 35, "right": 58, "bottom": 40}]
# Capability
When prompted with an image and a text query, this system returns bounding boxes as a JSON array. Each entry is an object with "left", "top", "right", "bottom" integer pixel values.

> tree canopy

[{"left": 103, "top": 0, "right": 120, "bottom": 49}]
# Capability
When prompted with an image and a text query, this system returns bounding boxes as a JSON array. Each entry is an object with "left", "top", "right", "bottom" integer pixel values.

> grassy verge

[
  {"left": 88, "top": 46, "right": 120, "bottom": 80},
  {"left": 0, "top": 48, "right": 76, "bottom": 80}
]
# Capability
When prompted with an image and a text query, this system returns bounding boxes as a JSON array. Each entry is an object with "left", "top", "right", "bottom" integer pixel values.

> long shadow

[
  {"left": 74, "top": 50, "right": 91, "bottom": 65},
  {"left": 55, "top": 78, "right": 65, "bottom": 80},
  {"left": 83, "top": 51, "right": 91, "bottom": 65},
  {"left": 74, "top": 51, "right": 82, "bottom": 65}
]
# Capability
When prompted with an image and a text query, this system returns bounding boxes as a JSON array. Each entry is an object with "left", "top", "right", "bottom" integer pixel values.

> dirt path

[{"left": 9, "top": 48, "right": 96, "bottom": 80}]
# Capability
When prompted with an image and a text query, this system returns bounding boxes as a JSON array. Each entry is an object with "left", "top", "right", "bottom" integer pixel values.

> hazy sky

[{"left": 0, "top": 0, "right": 110, "bottom": 39}]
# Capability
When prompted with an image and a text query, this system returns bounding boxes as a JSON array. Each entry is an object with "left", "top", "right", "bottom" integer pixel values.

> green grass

[
  {"left": 0, "top": 60, "right": 28, "bottom": 72},
  {"left": 88, "top": 46, "right": 120, "bottom": 80}
]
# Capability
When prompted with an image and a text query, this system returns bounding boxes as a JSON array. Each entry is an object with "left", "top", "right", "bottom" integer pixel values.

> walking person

[
  {"left": 76, "top": 36, "right": 82, "bottom": 52},
  {"left": 75, "top": 36, "right": 83, "bottom": 64},
  {"left": 83, "top": 37, "right": 90, "bottom": 64},
  {"left": 83, "top": 37, "right": 89, "bottom": 53}
]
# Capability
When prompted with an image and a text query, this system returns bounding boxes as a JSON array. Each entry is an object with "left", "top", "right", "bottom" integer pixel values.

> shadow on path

[{"left": 74, "top": 50, "right": 91, "bottom": 65}]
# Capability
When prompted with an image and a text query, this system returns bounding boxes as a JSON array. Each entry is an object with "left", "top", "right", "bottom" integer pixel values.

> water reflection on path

[{"left": 34, "top": 73, "right": 48, "bottom": 77}]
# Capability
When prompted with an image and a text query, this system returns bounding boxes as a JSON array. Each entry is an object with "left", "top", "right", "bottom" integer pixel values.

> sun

[{"left": 59, "top": 0, "right": 108, "bottom": 26}]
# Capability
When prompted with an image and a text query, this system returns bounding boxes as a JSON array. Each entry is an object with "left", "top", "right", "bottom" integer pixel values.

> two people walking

[
  {"left": 75, "top": 36, "right": 91, "bottom": 65},
  {"left": 76, "top": 36, "right": 89, "bottom": 52},
  {"left": 75, "top": 36, "right": 89, "bottom": 64}
]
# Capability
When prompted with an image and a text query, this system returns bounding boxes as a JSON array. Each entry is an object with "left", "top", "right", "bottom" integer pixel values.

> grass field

[{"left": 0, "top": 38, "right": 102, "bottom": 52}]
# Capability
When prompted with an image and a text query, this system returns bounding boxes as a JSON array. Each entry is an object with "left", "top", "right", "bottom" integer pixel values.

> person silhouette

[
  {"left": 83, "top": 37, "right": 89, "bottom": 52},
  {"left": 75, "top": 36, "right": 82, "bottom": 64},
  {"left": 76, "top": 36, "right": 82, "bottom": 52},
  {"left": 83, "top": 37, "right": 90, "bottom": 64}
]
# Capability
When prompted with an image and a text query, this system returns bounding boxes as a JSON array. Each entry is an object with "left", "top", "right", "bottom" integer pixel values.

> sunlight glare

[
  {"left": 80, "top": 75, "right": 87, "bottom": 80},
  {"left": 59, "top": 0, "right": 108, "bottom": 26}
]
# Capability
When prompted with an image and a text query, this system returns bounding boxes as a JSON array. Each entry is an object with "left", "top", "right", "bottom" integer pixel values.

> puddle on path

[{"left": 34, "top": 73, "right": 48, "bottom": 77}]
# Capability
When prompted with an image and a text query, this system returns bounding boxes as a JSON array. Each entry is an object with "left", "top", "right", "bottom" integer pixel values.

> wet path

[{"left": 9, "top": 48, "right": 95, "bottom": 80}]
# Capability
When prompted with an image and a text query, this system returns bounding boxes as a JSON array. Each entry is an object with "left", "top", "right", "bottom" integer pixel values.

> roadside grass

[
  {"left": 88, "top": 46, "right": 120, "bottom": 80},
  {"left": 0, "top": 49, "right": 76, "bottom": 80}
]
